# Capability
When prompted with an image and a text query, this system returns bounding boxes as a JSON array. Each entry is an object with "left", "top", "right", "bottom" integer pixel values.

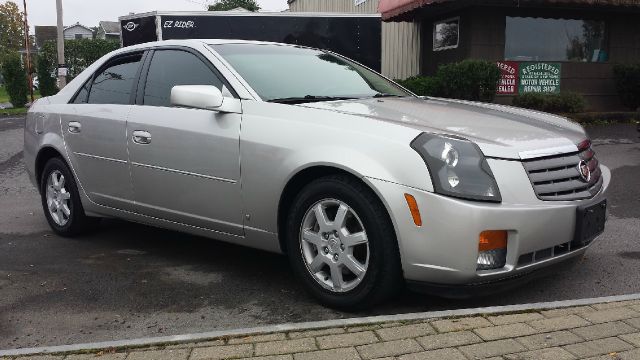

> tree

[
  {"left": 39, "top": 38, "right": 120, "bottom": 82},
  {"left": 1, "top": 52, "right": 27, "bottom": 107},
  {"left": 208, "top": 0, "right": 260, "bottom": 12},
  {"left": 0, "top": 1, "right": 25, "bottom": 57},
  {"left": 37, "top": 52, "right": 58, "bottom": 96}
]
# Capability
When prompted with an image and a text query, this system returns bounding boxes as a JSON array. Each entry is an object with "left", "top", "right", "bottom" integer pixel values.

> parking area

[{"left": 1, "top": 116, "right": 639, "bottom": 350}]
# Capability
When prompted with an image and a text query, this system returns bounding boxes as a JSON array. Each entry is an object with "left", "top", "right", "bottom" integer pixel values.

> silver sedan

[{"left": 24, "top": 39, "right": 610, "bottom": 309}]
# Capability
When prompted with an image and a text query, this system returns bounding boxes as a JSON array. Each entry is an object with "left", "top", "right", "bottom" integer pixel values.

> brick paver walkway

[{"left": 4, "top": 300, "right": 640, "bottom": 360}]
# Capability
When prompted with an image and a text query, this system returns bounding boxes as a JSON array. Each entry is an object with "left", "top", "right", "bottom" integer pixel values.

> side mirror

[{"left": 171, "top": 85, "right": 224, "bottom": 110}]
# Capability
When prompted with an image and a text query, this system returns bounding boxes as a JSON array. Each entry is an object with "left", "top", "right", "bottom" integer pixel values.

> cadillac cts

[{"left": 24, "top": 40, "right": 609, "bottom": 309}]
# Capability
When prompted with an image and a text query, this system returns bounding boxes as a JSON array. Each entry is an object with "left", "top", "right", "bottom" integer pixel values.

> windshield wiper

[
  {"left": 373, "top": 93, "right": 404, "bottom": 98},
  {"left": 268, "top": 95, "right": 356, "bottom": 104}
]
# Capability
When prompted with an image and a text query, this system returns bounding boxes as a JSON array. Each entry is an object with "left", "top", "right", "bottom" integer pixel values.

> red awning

[
  {"left": 378, "top": 0, "right": 446, "bottom": 21},
  {"left": 379, "top": 0, "right": 640, "bottom": 20}
]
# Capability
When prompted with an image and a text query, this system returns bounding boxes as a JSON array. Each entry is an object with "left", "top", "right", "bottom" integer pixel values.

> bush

[
  {"left": 436, "top": 59, "right": 501, "bottom": 102},
  {"left": 395, "top": 59, "right": 500, "bottom": 102},
  {"left": 39, "top": 38, "right": 120, "bottom": 82},
  {"left": 568, "top": 111, "right": 639, "bottom": 125},
  {"left": 36, "top": 54, "right": 57, "bottom": 96},
  {"left": 511, "top": 93, "right": 547, "bottom": 111},
  {"left": 1, "top": 52, "right": 27, "bottom": 108},
  {"left": 396, "top": 76, "right": 440, "bottom": 96},
  {"left": 512, "top": 92, "right": 586, "bottom": 114},
  {"left": 613, "top": 63, "right": 640, "bottom": 111}
]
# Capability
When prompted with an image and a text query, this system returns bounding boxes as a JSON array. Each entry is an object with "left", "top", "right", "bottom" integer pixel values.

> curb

[{"left": 3, "top": 293, "right": 640, "bottom": 357}]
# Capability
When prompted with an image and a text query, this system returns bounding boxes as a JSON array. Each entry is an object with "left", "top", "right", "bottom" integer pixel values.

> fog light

[
  {"left": 447, "top": 170, "right": 460, "bottom": 188},
  {"left": 477, "top": 230, "right": 507, "bottom": 270}
]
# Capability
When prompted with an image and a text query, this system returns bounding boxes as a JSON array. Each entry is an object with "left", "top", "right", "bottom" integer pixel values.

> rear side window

[
  {"left": 143, "top": 50, "right": 224, "bottom": 107},
  {"left": 72, "top": 81, "right": 90, "bottom": 104},
  {"left": 87, "top": 54, "right": 142, "bottom": 105}
]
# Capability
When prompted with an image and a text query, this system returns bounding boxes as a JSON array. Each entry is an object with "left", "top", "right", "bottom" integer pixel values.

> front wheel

[
  {"left": 40, "top": 157, "right": 99, "bottom": 236},
  {"left": 285, "top": 175, "right": 403, "bottom": 310}
]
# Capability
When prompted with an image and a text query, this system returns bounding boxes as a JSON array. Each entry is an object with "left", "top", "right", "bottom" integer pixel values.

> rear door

[
  {"left": 126, "top": 48, "right": 244, "bottom": 236},
  {"left": 61, "top": 52, "right": 145, "bottom": 211}
]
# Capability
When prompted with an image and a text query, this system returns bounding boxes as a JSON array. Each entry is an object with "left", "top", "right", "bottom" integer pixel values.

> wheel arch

[
  {"left": 35, "top": 146, "right": 68, "bottom": 189},
  {"left": 276, "top": 165, "right": 398, "bottom": 255}
]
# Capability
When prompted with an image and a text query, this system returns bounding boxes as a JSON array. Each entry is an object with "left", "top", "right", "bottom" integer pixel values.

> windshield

[{"left": 211, "top": 43, "right": 412, "bottom": 103}]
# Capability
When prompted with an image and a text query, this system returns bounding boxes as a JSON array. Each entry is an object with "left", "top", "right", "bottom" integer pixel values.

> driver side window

[{"left": 143, "top": 50, "right": 225, "bottom": 107}]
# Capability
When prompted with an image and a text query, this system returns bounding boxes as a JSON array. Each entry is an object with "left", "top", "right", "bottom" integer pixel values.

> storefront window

[
  {"left": 433, "top": 17, "right": 459, "bottom": 51},
  {"left": 505, "top": 17, "right": 607, "bottom": 62}
]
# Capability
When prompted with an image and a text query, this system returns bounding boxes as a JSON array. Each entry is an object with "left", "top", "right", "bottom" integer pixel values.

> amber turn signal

[
  {"left": 478, "top": 230, "right": 508, "bottom": 251},
  {"left": 404, "top": 193, "right": 422, "bottom": 226}
]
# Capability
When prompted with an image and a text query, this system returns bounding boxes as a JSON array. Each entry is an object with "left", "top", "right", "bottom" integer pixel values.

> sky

[{"left": 6, "top": 0, "right": 289, "bottom": 29}]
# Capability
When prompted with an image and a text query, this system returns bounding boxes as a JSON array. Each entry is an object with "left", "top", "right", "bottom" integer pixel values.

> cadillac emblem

[{"left": 578, "top": 160, "right": 591, "bottom": 182}]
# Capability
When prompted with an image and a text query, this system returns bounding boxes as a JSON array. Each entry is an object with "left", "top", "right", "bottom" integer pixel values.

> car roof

[{"left": 120, "top": 39, "right": 295, "bottom": 53}]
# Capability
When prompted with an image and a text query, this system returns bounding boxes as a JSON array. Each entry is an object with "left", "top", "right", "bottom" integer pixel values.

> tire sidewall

[
  {"left": 40, "top": 158, "right": 83, "bottom": 235},
  {"left": 286, "top": 177, "right": 397, "bottom": 309}
]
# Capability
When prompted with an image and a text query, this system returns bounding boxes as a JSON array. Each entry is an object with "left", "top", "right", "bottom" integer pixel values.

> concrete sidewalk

[{"left": 3, "top": 297, "right": 640, "bottom": 360}]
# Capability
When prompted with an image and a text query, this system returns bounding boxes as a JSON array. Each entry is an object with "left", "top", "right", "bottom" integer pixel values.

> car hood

[{"left": 299, "top": 97, "right": 587, "bottom": 160}]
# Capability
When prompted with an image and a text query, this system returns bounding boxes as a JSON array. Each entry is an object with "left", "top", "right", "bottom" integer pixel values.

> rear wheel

[
  {"left": 40, "top": 157, "right": 99, "bottom": 236},
  {"left": 286, "top": 175, "right": 403, "bottom": 310}
]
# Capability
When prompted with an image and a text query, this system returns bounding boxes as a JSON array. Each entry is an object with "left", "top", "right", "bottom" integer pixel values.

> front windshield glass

[{"left": 211, "top": 43, "right": 412, "bottom": 103}]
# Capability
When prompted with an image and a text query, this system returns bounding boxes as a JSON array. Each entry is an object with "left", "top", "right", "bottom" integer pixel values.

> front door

[
  {"left": 61, "top": 52, "right": 144, "bottom": 210},
  {"left": 127, "top": 49, "right": 244, "bottom": 236}
]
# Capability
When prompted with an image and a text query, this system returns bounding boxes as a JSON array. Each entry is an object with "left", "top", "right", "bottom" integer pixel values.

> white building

[
  {"left": 63, "top": 23, "right": 94, "bottom": 40},
  {"left": 96, "top": 21, "right": 121, "bottom": 41}
]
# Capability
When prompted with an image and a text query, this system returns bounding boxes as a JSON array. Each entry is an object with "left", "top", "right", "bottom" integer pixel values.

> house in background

[
  {"left": 96, "top": 21, "right": 121, "bottom": 41},
  {"left": 64, "top": 22, "right": 94, "bottom": 40},
  {"left": 34, "top": 26, "right": 57, "bottom": 49}
]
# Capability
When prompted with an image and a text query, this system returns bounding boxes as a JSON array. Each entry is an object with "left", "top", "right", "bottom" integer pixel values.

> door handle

[
  {"left": 68, "top": 121, "right": 81, "bottom": 133},
  {"left": 132, "top": 130, "right": 152, "bottom": 145}
]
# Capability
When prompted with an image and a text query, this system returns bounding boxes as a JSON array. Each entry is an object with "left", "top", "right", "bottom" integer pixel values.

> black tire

[
  {"left": 40, "top": 157, "right": 99, "bottom": 236},
  {"left": 285, "top": 174, "right": 403, "bottom": 310}
]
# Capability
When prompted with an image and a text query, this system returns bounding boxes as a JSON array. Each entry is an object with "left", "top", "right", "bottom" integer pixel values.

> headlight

[{"left": 411, "top": 133, "right": 501, "bottom": 202}]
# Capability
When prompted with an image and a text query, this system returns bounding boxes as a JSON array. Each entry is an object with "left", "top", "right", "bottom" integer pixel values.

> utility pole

[
  {"left": 22, "top": 0, "right": 34, "bottom": 103},
  {"left": 56, "top": 0, "right": 66, "bottom": 88}
]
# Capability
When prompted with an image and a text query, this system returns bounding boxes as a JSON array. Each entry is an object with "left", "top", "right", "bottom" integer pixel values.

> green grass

[
  {"left": 0, "top": 85, "right": 43, "bottom": 116},
  {"left": 0, "top": 85, "right": 42, "bottom": 103},
  {"left": 0, "top": 107, "right": 28, "bottom": 116}
]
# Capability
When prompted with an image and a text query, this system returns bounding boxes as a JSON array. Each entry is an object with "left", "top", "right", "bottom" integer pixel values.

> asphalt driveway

[{"left": 1, "top": 116, "right": 639, "bottom": 349}]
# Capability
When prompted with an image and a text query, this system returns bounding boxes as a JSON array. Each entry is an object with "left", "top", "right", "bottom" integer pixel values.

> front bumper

[
  {"left": 406, "top": 254, "right": 583, "bottom": 298},
  {"left": 366, "top": 159, "right": 611, "bottom": 288}
]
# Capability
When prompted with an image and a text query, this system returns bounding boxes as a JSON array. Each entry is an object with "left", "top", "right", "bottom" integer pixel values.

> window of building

[
  {"left": 433, "top": 17, "right": 459, "bottom": 51},
  {"left": 75, "top": 34, "right": 83, "bottom": 39},
  {"left": 87, "top": 54, "right": 142, "bottom": 105},
  {"left": 143, "top": 50, "right": 224, "bottom": 107},
  {"left": 505, "top": 17, "right": 607, "bottom": 62}
]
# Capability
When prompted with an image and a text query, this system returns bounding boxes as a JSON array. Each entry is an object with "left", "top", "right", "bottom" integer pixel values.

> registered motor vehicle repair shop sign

[{"left": 496, "top": 61, "right": 562, "bottom": 95}]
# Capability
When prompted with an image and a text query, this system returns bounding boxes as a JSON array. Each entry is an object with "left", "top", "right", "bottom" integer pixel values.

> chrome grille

[{"left": 523, "top": 144, "right": 602, "bottom": 201}]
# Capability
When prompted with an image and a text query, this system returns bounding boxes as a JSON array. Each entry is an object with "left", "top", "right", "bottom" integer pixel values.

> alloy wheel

[
  {"left": 46, "top": 170, "right": 72, "bottom": 226},
  {"left": 299, "top": 198, "right": 370, "bottom": 293}
]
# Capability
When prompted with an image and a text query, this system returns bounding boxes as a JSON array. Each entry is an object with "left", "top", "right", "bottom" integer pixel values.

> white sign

[
  {"left": 355, "top": 0, "right": 367, "bottom": 5},
  {"left": 58, "top": 68, "right": 68, "bottom": 77}
]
